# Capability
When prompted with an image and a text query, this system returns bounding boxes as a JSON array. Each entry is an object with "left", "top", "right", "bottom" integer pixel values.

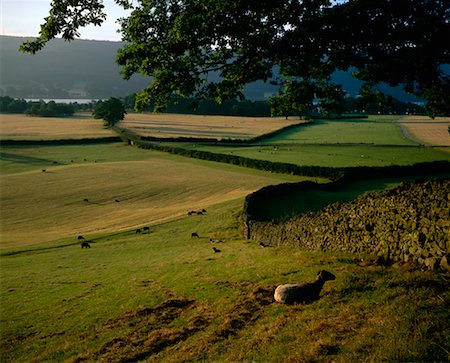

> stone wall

[{"left": 243, "top": 179, "right": 450, "bottom": 270}]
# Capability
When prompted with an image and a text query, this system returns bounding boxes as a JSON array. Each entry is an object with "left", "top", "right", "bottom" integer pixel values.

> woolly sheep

[{"left": 274, "top": 270, "right": 336, "bottom": 304}]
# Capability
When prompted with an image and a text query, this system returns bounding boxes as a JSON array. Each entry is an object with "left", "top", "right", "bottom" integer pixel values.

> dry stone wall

[{"left": 243, "top": 179, "right": 450, "bottom": 270}]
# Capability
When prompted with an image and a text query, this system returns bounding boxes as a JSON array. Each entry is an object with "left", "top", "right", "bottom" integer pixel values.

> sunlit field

[
  {"left": 118, "top": 112, "right": 304, "bottom": 139},
  {"left": 1, "top": 113, "right": 449, "bottom": 362},
  {"left": 395, "top": 115, "right": 450, "bottom": 147},
  {"left": 174, "top": 116, "right": 450, "bottom": 167},
  {"left": 0, "top": 143, "right": 303, "bottom": 249},
  {"left": 0, "top": 113, "right": 115, "bottom": 140}
]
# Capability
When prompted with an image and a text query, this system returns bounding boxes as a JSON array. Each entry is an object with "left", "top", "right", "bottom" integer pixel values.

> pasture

[
  {"left": 0, "top": 143, "right": 301, "bottom": 248},
  {"left": 0, "top": 113, "right": 114, "bottom": 140},
  {"left": 1, "top": 198, "right": 449, "bottom": 362},
  {"left": 174, "top": 116, "right": 450, "bottom": 167},
  {"left": 1, "top": 113, "right": 449, "bottom": 362},
  {"left": 118, "top": 112, "right": 304, "bottom": 139}
]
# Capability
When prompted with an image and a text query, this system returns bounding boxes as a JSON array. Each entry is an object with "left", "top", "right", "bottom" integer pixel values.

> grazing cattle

[
  {"left": 77, "top": 235, "right": 85, "bottom": 241},
  {"left": 143, "top": 226, "right": 150, "bottom": 233},
  {"left": 83, "top": 198, "right": 89, "bottom": 202},
  {"left": 201, "top": 209, "right": 207, "bottom": 213},
  {"left": 136, "top": 229, "right": 141, "bottom": 234},
  {"left": 115, "top": 199, "right": 120, "bottom": 203},
  {"left": 42, "top": 169, "right": 46, "bottom": 172},
  {"left": 274, "top": 270, "right": 336, "bottom": 305},
  {"left": 196, "top": 211, "right": 204, "bottom": 215},
  {"left": 212, "top": 247, "right": 221, "bottom": 253},
  {"left": 191, "top": 232, "right": 200, "bottom": 238},
  {"left": 81, "top": 241, "right": 91, "bottom": 248}
]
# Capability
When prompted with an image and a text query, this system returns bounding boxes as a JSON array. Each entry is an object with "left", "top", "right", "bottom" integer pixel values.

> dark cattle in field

[
  {"left": 42, "top": 169, "right": 46, "bottom": 172},
  {"left": 83, "top": 198, "right": 89, "bottom": 202},
  {"left": 191, "top": 232, "right": 199, "bottom": 238},
  {"left": 212, "top": 247, "right": 221, "bottom": 253},
  {"left": 77, "top": 235, "right": 85, "bottom": 241},
  {"left": 81, "top": 241, "right": 91, "bottom": 248},
  {"left": 143, "top": 226, "right": 150, "bottom": 233},
  {"left": 136, "top": 228, "right": 141, "bottom": 234}
]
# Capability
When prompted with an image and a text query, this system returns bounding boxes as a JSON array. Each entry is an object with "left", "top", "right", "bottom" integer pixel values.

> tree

[
  {"left": 93, "top": 97, "right": 126, "bottom": 126},
  {"left": 21, "top": 0, "right": 450, "bottom": 117}
]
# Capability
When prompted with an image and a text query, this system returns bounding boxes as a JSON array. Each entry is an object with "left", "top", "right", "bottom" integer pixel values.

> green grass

[
  {"left": 168, "top": 116, "right": 450, "bottom": 168},
  {"left": 0, "top": 143, "right": 305, "bottom": 248},
  {"left": 1, "top": 116, "right": 449, "bottom": 362},
  {"left": 1, "top": 198, "right": 449, "bottom": 362}
]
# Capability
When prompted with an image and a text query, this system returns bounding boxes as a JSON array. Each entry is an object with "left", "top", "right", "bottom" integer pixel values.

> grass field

[
  {"left": 174, "top": 116, "right": 450, "bottom": 167},
  {"left": 118, "top": 113, "right": 304, "bottom": 139},
  {"left": 0, "top": 113, "right": 114, "bottom": 140},
  {"left": 1, "top": 114, "right": 449, "bottom": 362},
  {"left": 0, "top": 143, "right": 303, "bottom": 248},
  {"left": 1, "top": 199, "right": 449, "bottom": 362}
]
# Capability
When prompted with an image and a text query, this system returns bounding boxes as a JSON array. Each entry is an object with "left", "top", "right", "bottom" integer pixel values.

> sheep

[
  {"left": 81, "top": 241, "right": 91, "bottom": 248},
  {"left": 274, "top": 270, "right": 336, "bottom": 304}
]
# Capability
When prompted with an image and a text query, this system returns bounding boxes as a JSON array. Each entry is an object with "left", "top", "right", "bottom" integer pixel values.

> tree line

[
  {"left": 1, "top": 94, "right": 427, "bottom": 122},
  {"left": 0, "top": 96, "right": 77, "bottom": 117}
]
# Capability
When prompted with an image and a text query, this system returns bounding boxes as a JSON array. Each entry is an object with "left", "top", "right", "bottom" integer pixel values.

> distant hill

[{"left": 0, "top": 35, "right": 421, "bottom": 103}]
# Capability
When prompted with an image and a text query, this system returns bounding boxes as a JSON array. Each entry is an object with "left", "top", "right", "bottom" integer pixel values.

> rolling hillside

[{"left": 1, "top": 35, "right": 422, "bottom": 102}]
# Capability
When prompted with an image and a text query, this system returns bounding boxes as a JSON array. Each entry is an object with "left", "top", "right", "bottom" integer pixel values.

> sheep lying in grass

[{"left": 274, "top": 270, "right": 336, "bottom": 304}]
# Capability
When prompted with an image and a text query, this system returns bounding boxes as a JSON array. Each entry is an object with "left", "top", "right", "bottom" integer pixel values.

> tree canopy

[
  {"left": 93, "top": 97, "right": 126, "bottom": 126},
  {"left": 21, "top": 0, "right": 450, "bottom": 117}
]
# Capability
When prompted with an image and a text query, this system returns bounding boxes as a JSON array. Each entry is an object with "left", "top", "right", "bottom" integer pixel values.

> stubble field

[{"left": 0, "top": 114, "right": 115, "bottom": 140}]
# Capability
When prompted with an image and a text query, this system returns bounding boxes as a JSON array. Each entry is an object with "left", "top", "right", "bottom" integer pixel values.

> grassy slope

[
  {"left": 0, "top": 143, "right": 303, "bottom": 248},
  {"left": 1, "top": 199, "right": 448, "bottom": 362},
  {"left": 177, "top": 116, "right": 450, "bottom": 167},
  {"left": 1, "top": 115, "right": 449, "bottom": 362}
]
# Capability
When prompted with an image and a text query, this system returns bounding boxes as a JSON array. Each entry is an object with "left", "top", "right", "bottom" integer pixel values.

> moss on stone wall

[{"left": 243, "top": 179, "right": 450, "bottom": 271}]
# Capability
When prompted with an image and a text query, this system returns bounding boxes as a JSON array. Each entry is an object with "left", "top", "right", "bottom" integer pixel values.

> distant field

[
  {"left": 395, "top": 115, "right": 450, "bottom": 147},
  {"left": 0, "top": 113, "right": 114, "bottom": 140},
  {"left": 118, "top": 113, "right": 304, "bottom": 139},
  {"left": 174, "top": 116, "right": 450, "bottom": 167},
  {"left": 0, "top": 143, "right": 303, "bottom": 248}
]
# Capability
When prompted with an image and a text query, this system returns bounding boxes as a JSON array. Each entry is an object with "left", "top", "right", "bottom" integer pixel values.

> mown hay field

[
  {"left": 395, "top": 115, "right": 450, "bottom": 147},
  {"left": 0, "top": 113, "right": 114, "bottom": 140},
  {"left": 118, "top": 112, "right": 304, "bottom": 139},
  {"left": 0, "top": 143, "right": 302, "bottom": 249}
]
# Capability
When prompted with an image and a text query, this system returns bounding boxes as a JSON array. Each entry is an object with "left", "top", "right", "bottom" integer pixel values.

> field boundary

[{"left": 243, "top": 178, "right": 450, "bottom": 271}]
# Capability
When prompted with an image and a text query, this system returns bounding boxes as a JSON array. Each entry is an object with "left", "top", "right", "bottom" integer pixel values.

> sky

[{"left": 0, "top": 0, "right": 127, "bottom": 41}]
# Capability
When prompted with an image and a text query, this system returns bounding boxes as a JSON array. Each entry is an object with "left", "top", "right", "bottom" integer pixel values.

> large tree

[
  {"left": 93, "top": 97, "right": 126, "bottom": 126},
  {"left": 21, "top": 0, "right": 450, "bottom": 117}
]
